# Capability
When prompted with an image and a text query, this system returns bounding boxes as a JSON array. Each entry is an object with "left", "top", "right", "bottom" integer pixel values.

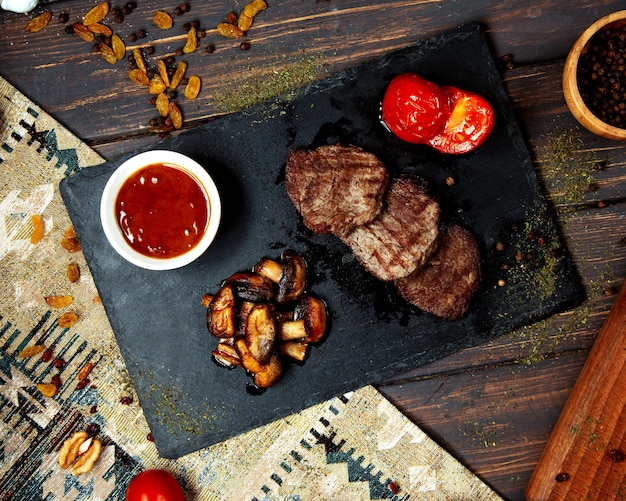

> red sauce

[{"left": 115, "top": 163, "right": 209, "bottom": 258}]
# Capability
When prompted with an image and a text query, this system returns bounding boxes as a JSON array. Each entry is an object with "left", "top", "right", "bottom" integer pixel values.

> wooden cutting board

[{"left": 526, "top": 281, "right": 626, "bottom": 500}]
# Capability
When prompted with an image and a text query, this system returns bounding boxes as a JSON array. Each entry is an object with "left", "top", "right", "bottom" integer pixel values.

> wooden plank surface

[{"left": 3, "top": 1, "right": 626, "bottom": 499}]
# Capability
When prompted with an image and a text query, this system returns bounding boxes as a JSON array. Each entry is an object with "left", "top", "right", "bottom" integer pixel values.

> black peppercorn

[
  {"left": 58, "top": 12, "right": 69, "bottom": 23},
  {"left": 555, "top": 472, "right": 570, "bottom": 482}
]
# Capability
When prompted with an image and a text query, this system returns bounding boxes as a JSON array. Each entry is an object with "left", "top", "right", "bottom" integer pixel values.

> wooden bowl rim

[{"left": 563, "top": 10, "right": 626, "bottom": 140}]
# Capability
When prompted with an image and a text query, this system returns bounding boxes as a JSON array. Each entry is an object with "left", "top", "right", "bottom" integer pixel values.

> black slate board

[{"left": 60, "top": 23, "right": 584, "bottom": 458}]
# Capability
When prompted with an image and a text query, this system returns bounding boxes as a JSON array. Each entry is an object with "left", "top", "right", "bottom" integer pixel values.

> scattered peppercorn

[
  {"left": 205, "top": 43, "right": 215, "bottom": 53},
  {"left": 136, "top": 29, "right": 147, "bottom": 39},
  {"left": 86, "top": 422, "right": 101, "bottom": 436},
  {"left": 58, "top": 13, "right": 69, "bottom": 24},
  {"left": 145, "top": 45, "right": 156, "bottom": 55},
  {"left": 608, "top": 448, "right": 625, "bottom": 462},
  {"left": 127, "top": 33, "right": 137, "bottom": 42},
  {"left": 240, "top": 41, "right": 251, "bottom": 50},
  {"left": 555, "top": 472, "right": 570, "bottom": 482},
  {"left": 76, "top": 378, "right": 90, "bottom": 390},
  {"left": 64, "top": 25, "right": 75, "bottom": 34}
]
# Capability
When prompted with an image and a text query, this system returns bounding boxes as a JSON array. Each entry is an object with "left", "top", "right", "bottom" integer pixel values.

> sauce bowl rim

[{"left": 100, "top": 149, "right": 221, "bottom": 271}]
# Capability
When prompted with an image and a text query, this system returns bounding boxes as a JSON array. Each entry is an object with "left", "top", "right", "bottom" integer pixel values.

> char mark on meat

[
  {"left": 339, "top": 174, "right": 440, "bottom": 282},
  {"left": 394, "top": 224, "right": 481, "bottom": 320},
  {"left": 285, "top": 144, "right": 389, "bottom": 237}
]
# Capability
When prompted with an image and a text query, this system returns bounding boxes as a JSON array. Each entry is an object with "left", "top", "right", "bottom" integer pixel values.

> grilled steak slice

[
  {"left": 285, "top": 144, "right": 389, "bottom": 236},
  {"left": 339, "top": 174, "right": 440, "bottom": 281},
  {"left": 394, "top": 225, "right": 481, "bottom": 320}
]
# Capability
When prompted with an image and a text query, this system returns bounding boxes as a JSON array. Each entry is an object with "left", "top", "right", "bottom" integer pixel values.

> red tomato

[
  {"left": 126, "top": 469, "right": 185, "bottom": 501},
  {"left": 381, "top": 73, "right": 448, "bottom": 144},
  {"left": 427, "top": 86, "right": 495, "bottom": 154}
]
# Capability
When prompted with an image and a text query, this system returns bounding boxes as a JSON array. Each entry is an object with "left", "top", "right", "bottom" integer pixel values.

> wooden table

[{"left": 2, "top": 1, "right": 626, "bottom": 499}]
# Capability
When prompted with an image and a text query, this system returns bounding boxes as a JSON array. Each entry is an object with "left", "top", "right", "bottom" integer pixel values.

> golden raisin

[
  {"left": 88, "top": 23, "right": 112, "bottom": 36},
  {"left": 148, "top": 75, "right": 167, "bottom": 95},
  {"left": 183, "top": 26, "right": 198, "bottom": 53},
  {"left": 217, "top": 22, "right": 245, "bottom": 39},
  {"left": 45, "top": 295, "right": 74, "bottom": 308},
  {"left": 184, "top": 75, "right": 201, "bottom": 100},
  {"left": 155, "top": 93, "right": 170, "bottom": 117},
  {"left": 30, "top": 214, "right": 44, "bottom": 244},
  {"left": 58, "top": 312, "right": 79, "bottom": 328},
  {"left": 77, "top": 362, "right": 94, "bottom": 380},
  {"left": 25, "top": 11, "right": 52, "bottom": 32},
  {"left": 128, "top": 69, "right": 149, "bottom": 86},
  {"left": 99, "top": 43, "right": 117, "bottom": 64},
  {"left": 169, "top": 61, "right": 187, "bottom": 89},
  {"left": 72, "top": 23, "right": 96, "bottom": 42},
  {"left": 111, "top": 34, "right": 126, "bottom": 61},
  {"left": 60, "top": 236, "right": 81, "bottom": 252},
  {"left": 64, "top": 226, "right": 76, "bottom": 238},
  {"left": 37, "top": 383, "right": 58, "bottom": 397},
  {"left": 153, "top": 11, "right": 173, "bottom": 30},
  {"left": 157, "top": 60, "right": 170, "bottom": 88},
  {"left": 133, "top": 48, "right": 147, "bottom": 73},
  {"left": 18, "top": 345, "right": 45, "bottom": 358},
  {"left": 83, "top": 2, "right": 109, "bottom": 26},
  {"left": 238, "top": 0, "right": 267, "bottom": 32},
  {"left": 169, "top": 102, "right": 183, "bottom": 129},
  {"left": 67, "top": 263, "right": 80, "bottom": 283}
]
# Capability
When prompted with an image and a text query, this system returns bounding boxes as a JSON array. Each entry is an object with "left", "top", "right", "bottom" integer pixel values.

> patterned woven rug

[{"left": 0, "top": 75, "right": 502, "bottom": 501}]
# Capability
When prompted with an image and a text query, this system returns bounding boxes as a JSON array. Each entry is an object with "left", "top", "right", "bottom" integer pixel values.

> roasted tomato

[
  {"left": 126, "top": 469, "right": 185, "bottom": 501},
  {"left": 427, "top": 86, "right": 495, "bottom": 154},
  {"left": 381, "top": 73, "right": 448, "bottom": 144},
  {"left": 381, "top": 72, "right": 495, "bottom": 154}
]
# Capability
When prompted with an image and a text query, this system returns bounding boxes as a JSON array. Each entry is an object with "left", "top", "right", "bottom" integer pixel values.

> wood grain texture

[
  {"left": 526, "top": 282, "right": 626, "bottom": 500},
  {"left": 3, "top": 1, "right": 626, "bottom": 499}
]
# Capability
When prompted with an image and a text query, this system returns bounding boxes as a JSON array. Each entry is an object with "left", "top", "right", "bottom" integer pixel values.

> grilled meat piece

[
  {"left": 394, "top": 224, "right": 481, "bottom": 320},
  {"left": 285, "top": 144, "right": 389, "bottom": 236},
  {"left": 339, "top": 174, "right": 440, "bottom": 281}
]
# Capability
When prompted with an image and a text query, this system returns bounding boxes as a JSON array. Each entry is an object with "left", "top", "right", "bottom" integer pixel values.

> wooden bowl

[{"left": 563, "top": 10, "right": 626, "bottom": 140}]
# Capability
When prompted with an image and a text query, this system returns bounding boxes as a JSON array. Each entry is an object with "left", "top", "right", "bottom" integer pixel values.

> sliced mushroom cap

[
  {"left": 253, "top": 354, "right": 283, "bottom": 389},
  {"left": 212, "top": 341, "right": 241, "bottom": 368},
  {"left": 235, "top": 337, "right": 265, "bottom": 374},
  {"left": 245, "top": 303, "right": 277, "bottom": 365},
  {"left": 276, "top": 250, "right": 307, "bottom": 304},
  {"left": 225, "top": 271, "right": 275, "bottom": 302},
  {"left": 207, "top": 284, "right": 236, "bottom": 338},
  {"left": 233, "top": 300, "right": 254, "bottom": 337}
]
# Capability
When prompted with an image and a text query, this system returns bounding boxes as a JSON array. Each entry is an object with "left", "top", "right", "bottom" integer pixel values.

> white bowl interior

[{"left": 100, "top": 150, "right": 221, "bottom": 270}]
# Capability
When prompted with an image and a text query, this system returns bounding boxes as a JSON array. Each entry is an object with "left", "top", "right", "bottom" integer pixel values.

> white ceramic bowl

[{"left": 100, "top": 150, "right": 221, "bottom": 270}]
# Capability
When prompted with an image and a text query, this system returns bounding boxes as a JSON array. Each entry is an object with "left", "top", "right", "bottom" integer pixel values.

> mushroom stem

[
  {"left": 253, "top": 258, "right": 283, "bottom": 283},
  {"left": 278, "top": 319, "right": 307, "bottom": 341}
]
